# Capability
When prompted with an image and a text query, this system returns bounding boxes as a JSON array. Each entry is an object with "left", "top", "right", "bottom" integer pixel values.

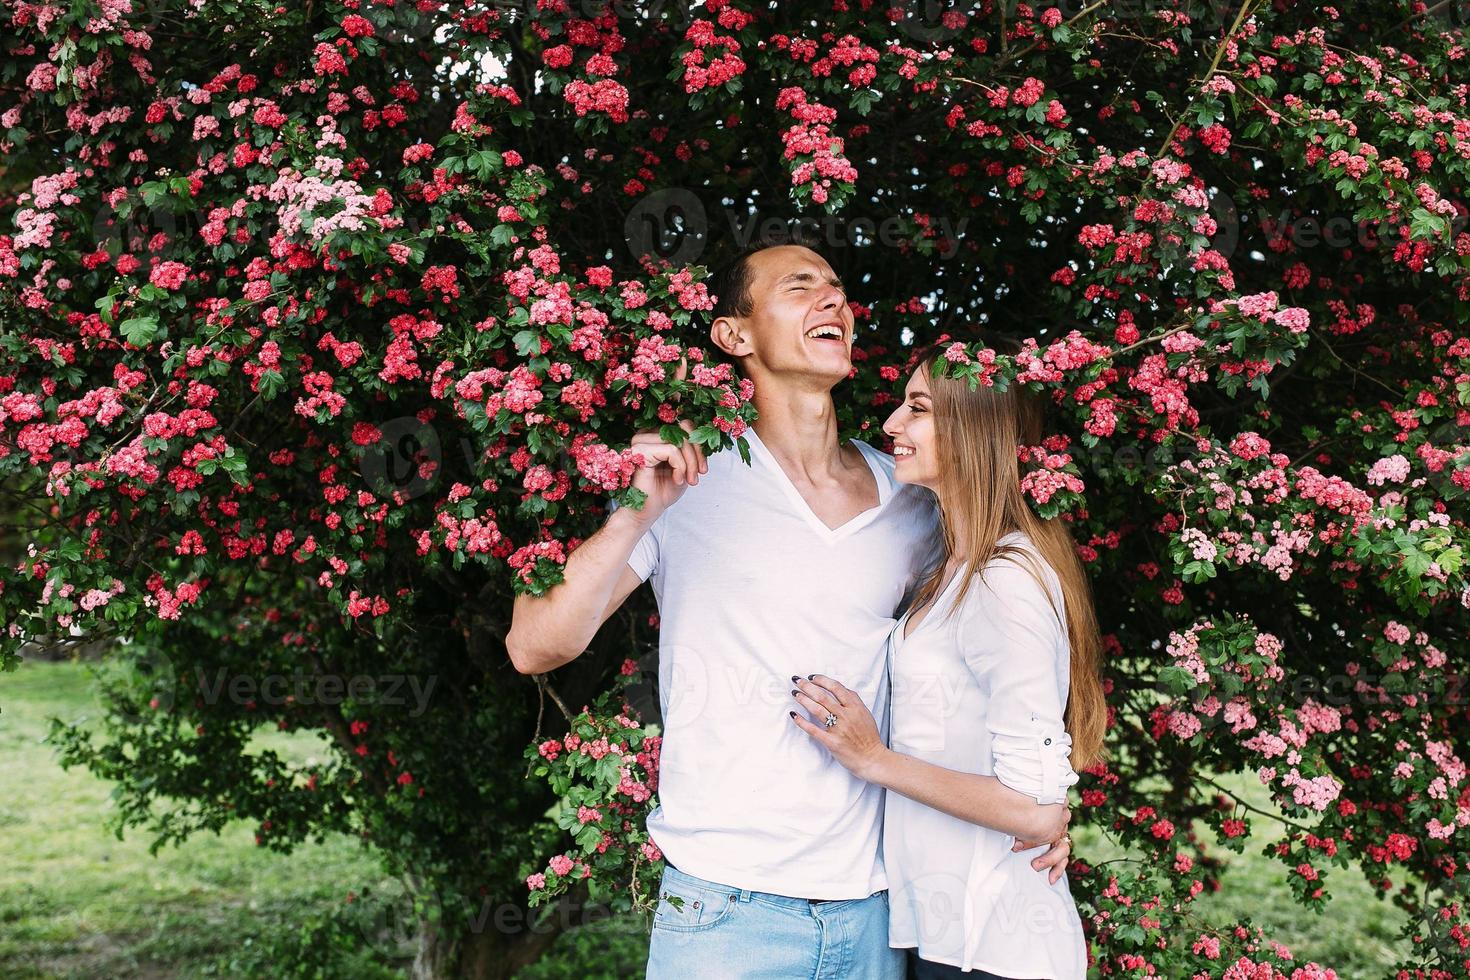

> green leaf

[
  {"left": 259, "top": 370, "right": 286, "bottom": 401},
  {"left": 690, "top": 424, "right": 722, "bottom": 450},
  {"left": 850, "top": 90, "right": 879, "bottom": 116},
  {"left": 118, "top": 316, "right": 159, "bottom": 346},
  {"left": 1156, "top": 664, "right": 1199, "bottom": 695},
  {"left": 513, "top": 330, "right": 541, "bottom": 356}
]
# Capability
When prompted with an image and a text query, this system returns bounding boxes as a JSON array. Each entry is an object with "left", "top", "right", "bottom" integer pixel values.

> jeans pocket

[{"left": 651, "top": 869, "right": 739, "bottom": 934}]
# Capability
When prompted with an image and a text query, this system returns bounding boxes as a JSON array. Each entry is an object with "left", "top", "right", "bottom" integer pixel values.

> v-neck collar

[
  {"left": 896, "top": 560, "right": 968, "bottom": 645},
  {"left": 745, "top": 427, "right": 891, "bottom": 541}
]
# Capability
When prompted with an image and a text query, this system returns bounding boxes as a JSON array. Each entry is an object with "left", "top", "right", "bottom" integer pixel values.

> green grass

[
  {"left": 0, "top": 658, "right": 400, "bottom": 980},
  {"left": 0, "top": 658, "right": 650, "bottom": 980},
  {"left": 1, "top": 660, "right": 1407, "bottom": 978},
  {"left": 1197, "top": 786, "right": 1408, "bottom": 973},
  {"left": 1071, "top": 773, "right": 1410, "bottom": 976}
]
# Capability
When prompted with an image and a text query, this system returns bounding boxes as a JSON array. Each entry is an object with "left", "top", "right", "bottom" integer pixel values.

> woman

[{"left": 790, "top": 337, "right": 1107, "bottom": 979}]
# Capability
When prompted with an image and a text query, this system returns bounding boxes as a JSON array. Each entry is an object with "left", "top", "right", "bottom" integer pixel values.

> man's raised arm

[{"left": 505, "top": 426, "right": 706, "bottom": 674}]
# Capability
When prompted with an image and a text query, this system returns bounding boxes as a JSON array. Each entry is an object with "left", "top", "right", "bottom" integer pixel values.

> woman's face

[{"left": 882, "top": 366, "right": 942, "bottom": 490}]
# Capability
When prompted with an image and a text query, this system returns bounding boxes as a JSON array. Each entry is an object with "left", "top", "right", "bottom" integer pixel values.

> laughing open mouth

[{"left": 805, "top": 324, "right": 845, "bottom": 341}]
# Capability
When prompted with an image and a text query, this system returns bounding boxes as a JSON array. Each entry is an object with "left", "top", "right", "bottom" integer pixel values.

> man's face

[{"left": 726, "top": 245, "right": 854, "bottom": 387}]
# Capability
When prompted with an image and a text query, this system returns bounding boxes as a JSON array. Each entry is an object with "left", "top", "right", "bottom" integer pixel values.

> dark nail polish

[
  {"left": 807, "top": 674, "right": 815, "bottom": 680},
  {"left": 788, "top": 710, "right": 797, "bottom": 718},
  {"left": 791, "top": 688, "right": 799, "bottom": 697},
  {"left": 790, "top": 675, "right": 800, "bottom": 683}
]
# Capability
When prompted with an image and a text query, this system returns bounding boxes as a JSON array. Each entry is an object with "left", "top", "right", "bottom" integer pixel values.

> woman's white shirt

[{"left": 884, "top": 530, "right": 1087, "bottom": 978}]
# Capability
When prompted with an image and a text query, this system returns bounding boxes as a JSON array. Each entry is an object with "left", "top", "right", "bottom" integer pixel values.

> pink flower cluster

[
  {"left": 681, "top": 18, "right": 746, "bottom": 93},
  {"left": 572, "top": 438, "right": 642, "bottom": 492},
  {"left": 1018, "top": 445, "right": 1086, "bottom": 505},
  {"left": 1015, "top": 331, "right": 1113, "bottom": 383},
  {"left": 774, "top": 88, "right": 857, "bottom": 204},
  {"left": 563, "top": 79, "right": 630, "bottom": 123}
]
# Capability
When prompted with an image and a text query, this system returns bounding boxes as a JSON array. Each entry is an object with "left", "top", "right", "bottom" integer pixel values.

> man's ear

[{"left": 709, "top": 315, "right": 747, "bottom": 359}]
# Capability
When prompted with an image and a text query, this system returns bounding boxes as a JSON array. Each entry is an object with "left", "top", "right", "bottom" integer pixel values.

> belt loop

[{"left": 737, "top": 887, "right": 752, "bottom": 903}]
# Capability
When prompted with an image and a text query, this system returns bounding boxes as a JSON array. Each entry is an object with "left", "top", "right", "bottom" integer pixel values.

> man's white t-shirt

[{"left": 626, "top": 427, "right": 940, "bottom": 900}]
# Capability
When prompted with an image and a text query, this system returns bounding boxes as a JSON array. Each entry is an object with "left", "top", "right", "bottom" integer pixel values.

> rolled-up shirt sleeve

[
  {"left": 962, "top": 558, "right": 1079, "bottom": 806},
  {"left": 607, "top": 499, "right": 663, "bottom": 582}
]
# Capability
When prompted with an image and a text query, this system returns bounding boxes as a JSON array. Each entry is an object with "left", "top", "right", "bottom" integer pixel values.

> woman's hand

[
  {"left": 1012, "top": 810, "right": 1073, "bottom": 885},
  {"left": 789, "top": 674, "right": 889, "bottom": 780}
]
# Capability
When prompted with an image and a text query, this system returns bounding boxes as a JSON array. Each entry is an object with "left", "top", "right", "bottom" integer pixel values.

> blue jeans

[{"left": 646, "top": 863, "right": 905, "bottom": 980}]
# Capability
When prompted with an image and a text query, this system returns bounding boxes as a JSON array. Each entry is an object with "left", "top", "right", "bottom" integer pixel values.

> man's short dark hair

[{"left": 708, "top": 226, "right": 826, "bottom": 323}]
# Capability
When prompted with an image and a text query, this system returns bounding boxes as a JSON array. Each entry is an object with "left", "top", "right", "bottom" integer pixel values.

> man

[{"left": 507, "top": 239, "right": 1070, "bottom": 979}]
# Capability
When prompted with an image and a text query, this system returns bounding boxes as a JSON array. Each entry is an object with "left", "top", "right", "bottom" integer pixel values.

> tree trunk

[{"left": 410, "top": 893, "right": 582, "bottom": 980}]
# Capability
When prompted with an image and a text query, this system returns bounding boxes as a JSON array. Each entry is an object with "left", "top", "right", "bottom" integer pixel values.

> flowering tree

[{"left": 2, "top": 0, "right": 1469, "bottom": 977}]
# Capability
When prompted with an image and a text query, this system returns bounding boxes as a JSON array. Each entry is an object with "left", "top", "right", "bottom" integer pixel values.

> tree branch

[
  {"left": 534, "top": 674, "right": 576, "bottom": 725},
  {"left": 1154, "top": 0, "right": 1262, "bottom": 160},
  {"left": 1201, "top": 775, "right": 1316, "bottom": 833}
]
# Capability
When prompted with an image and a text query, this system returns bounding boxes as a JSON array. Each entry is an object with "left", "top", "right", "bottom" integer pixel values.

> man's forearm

[
  {"left": 506, "top": 505, "right": 653, "bottom": 673},
  {"left": 860, "top": 748, "right": 1068, "bottom": 842}
]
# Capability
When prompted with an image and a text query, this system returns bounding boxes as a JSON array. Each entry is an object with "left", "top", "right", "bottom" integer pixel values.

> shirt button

[{"left": 1044, "top": 738, "right": 1052, "bottom": 745}]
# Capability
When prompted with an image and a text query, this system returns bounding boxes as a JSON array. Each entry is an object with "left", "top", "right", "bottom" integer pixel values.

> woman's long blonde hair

[{"left": 911, "top": 336, "right": 1108, "bottom": 770}]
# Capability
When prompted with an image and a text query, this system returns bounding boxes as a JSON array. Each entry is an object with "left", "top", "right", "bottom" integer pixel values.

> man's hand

[
  {"left": 1013, "top": 806, "right": 1072, "bottom": 885},
  {"left": 627, "top": 420, "right": 707, "bottom": 523}
]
